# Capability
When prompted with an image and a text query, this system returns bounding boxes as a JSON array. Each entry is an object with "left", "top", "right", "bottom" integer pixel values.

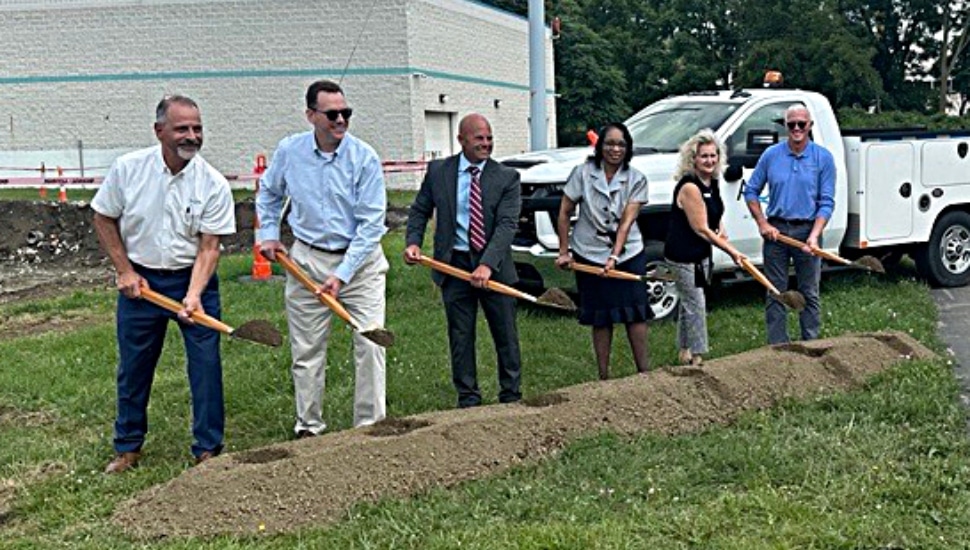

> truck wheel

[
  {"left": 915, "top": 210, "right": 970, "bottom": 287},
  {"left": 643, "top": 243, "right": 679, "bottom": 321}
]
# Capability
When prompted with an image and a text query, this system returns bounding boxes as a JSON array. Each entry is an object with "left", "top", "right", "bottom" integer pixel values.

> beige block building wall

[{"left": 0, "top": 0, "right": 556, "bottom": 187}]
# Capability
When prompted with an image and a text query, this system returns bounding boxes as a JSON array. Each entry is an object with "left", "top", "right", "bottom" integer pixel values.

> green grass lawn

[{"left": 1, "top": 230, "right": 966, "bottom": 549}]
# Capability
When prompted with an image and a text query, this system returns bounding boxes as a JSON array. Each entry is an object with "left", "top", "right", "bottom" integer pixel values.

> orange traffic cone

[
  {"left": 39, "top": 186, "right": 48, "bottom": 199},
  {"left": 252, "top": 242, "right": 272, "bottom": 281},
  {"left": 57, "top": 184, "right": 67, "bottom": 203}
]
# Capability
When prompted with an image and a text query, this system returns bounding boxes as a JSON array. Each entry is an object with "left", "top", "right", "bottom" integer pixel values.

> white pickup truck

[{"left": 504, "top": 87, "right": 970, "bottom": 319}]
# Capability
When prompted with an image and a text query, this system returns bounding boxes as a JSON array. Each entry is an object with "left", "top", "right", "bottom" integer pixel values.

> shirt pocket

[{"left": 184, "top": 198, "right": 204, "bottom": 236}]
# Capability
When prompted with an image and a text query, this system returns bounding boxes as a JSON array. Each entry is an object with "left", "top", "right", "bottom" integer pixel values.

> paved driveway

[{"left": 933, "top": 286, "right": 970, "bottom": 413}]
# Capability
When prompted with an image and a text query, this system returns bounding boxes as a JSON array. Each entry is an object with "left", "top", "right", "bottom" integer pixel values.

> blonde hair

[{"left": 672, "top": 128, "right": 726, "bottom": 181}]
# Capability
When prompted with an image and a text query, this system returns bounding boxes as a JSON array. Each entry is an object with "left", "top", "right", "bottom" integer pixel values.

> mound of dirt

[
  {"left": 0, "top": 199, "right": 408, "bottom": 304},
  {"left": 113, "top": 331, "right": 934, "bottom": 539}
]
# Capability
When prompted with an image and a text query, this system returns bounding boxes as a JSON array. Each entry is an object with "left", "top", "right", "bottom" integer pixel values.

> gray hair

[
  {"left": 785, "top": 103, "right": 811, "bottom": 122},
  {"left": 672, "top": 128, "right": 726, "bottom": 181},
  {"left": 155, "top": 95, "right": 199, "bottom": 124}
]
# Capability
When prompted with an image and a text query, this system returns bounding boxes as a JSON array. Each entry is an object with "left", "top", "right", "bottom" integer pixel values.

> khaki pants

[{"left": 285, "top": 240, "right": 387, "bottom": 434}]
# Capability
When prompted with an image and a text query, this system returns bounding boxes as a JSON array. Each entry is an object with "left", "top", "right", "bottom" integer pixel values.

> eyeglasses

[
  {"left": 311, "top": 107, "right": 353, "bottom": 122},
  {"left": 603, "top": 141, "right": 627, "bottom": 150},
  {"left": 786, "top": 120, "right": 810, "bottom": 130}
]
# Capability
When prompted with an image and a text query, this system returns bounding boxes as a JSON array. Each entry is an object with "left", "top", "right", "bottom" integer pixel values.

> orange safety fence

[{"left": 0, "top": 160, "right": 428, "bottom": 186}]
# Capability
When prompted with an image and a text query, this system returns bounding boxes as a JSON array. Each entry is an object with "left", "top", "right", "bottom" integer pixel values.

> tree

[
  {"left": 934, "top": 2, "right": 970, "bottom": 112},
  {"left": 551, "top": 0, "right": 631, "bottom": 144}
]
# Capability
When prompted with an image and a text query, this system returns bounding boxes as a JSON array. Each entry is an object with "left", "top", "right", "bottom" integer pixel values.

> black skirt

[{"left": 573, "top": 251, "right": 653, "bottom": 327}]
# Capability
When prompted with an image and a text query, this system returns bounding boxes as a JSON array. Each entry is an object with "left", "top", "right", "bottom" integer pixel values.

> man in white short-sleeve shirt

[{"left": 92, "top": 95, "right": 235, "bottom": 474}]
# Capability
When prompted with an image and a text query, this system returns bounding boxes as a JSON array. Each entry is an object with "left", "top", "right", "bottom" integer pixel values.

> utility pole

[{"left": 528, "top": 0, "right": 547, "bottom": 151}]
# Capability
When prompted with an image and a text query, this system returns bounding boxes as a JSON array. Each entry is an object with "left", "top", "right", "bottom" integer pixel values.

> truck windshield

[{"left": 625, "top": 101, "right": 739, "bottom": 153}]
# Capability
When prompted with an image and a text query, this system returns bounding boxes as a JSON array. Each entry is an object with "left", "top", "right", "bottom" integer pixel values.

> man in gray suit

[{"left": 404, "top": 113, "right": 522, "bottom": 408}]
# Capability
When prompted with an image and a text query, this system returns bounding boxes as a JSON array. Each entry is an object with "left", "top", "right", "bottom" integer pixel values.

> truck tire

[
  {"left": 914, "top": 210, "right": 970, "bottom": 287},
  {"left": 643, "top": 242, "right": 679, "bottom": 321}
]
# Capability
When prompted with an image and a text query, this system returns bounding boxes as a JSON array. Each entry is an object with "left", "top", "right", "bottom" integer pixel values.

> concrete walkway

[{"left": 933, "top": 286, "right": 970, "bottom": 417}]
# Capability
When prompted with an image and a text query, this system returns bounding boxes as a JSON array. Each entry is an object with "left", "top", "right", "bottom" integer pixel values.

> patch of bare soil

[
  {"left": 112, "top": 331, "right": 934, "bottom": 539},
  {"left": 0, "top": 198, "right": 408, "bottom": 307},
  {"left": 0, "top": 310, "right": 112, "bottom": 342}
]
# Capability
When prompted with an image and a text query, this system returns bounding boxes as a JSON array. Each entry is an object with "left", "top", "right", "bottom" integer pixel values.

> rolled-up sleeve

[
  {"left": 815, "top": 148, "right": 836, "bottom": 220},
  {"left": 742, "top": 154, "right": 768, "bottom": 203},
  {"left": 255, "top": 144, "right": 288, "bottom": 242},
  {"left": 335, "top": 152, "right": 387, "bottom": 283}
]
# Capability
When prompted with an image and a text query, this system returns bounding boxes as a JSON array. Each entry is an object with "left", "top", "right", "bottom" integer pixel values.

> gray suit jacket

[{"left": 406, "top": 154, "right": 521, "bottom": 286}]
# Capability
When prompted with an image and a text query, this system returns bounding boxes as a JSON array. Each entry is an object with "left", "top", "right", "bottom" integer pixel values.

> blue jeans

[
  {"left": 762, "top": 220, "right": 821, "bottom": 344},
  {"left": 113, "top": 265, "right": 224, "bottom": 458}
]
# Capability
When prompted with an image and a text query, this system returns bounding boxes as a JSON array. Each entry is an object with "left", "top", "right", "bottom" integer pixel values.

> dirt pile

[
  {"left": 113, "top": 331, "right": 934, "bottom": 539},
  {"left": 0, "top": 199, "right": 408, "bottom": 304}
]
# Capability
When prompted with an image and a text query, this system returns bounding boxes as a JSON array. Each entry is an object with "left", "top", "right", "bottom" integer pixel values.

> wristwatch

[{"left": 608, "top": 254, "right": 620, "bottom": 262}]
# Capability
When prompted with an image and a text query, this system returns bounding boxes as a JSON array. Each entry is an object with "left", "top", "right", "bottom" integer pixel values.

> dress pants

[
  {"left": 762, "top": 220, "right": 822, "bottom": 344},
  {"left": 668, "top": 259, "right": 709, "bottom": 355},
  {"left": 285, "top": 240, "right": 387, "bottom": 434},
  {"left": 441, "top": 251, "right": 521, "bottom": 408},
  {"left": 114, "top": 265, "right": 224, "bottom": 459}
]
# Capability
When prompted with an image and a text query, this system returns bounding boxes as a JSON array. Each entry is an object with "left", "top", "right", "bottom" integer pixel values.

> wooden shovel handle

[
  {"left": 569, "top": 261, "right": 643, "bottom": 282},
  {"left": 274, "top": 251, "right": 359, "bottom": 329},
  {"left": 739, "top": 257, "right": 782, "bottom": 296},
  {"left": 418, "top": 255, "right": 538, "bottom": 303},
  {"left": 139, "top": 287, "right": 234, "bottom": 335},
  {"left": 775, "top": 233, "right": 851, "bottom": 266}
]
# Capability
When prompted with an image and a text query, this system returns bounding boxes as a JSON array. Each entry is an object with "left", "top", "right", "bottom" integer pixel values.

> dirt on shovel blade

[
  {"left": 232, "top": 320, "right": 283, "bottom": 347},
  {"left": 778, "top": 290, "right": 807, "bottom": 311},
  {"left": 537, "top": 287, "right": 577, "bottom": 311},
  {"left": 360, "top": 327, "right": 395, "bottom": 348},
  {"left": 855, "top": 255, "right": 886, "bottom": 274}
]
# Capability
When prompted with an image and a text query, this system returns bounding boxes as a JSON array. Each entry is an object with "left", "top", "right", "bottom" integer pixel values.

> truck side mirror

[
  {"left": 727, "top": 129, "right": 779, "bottom": 169},
  {"left": 746, "top": 129, "right": 778, "bottom": 155},
  {"left": 724, "top": 164, "right": 743, "bottom": 182}
]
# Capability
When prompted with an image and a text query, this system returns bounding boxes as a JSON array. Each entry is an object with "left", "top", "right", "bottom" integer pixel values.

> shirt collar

[
  {"left": 589, "top": 162, "right": 628, "bottom": 192},
  {"left": 312, "top": 132, "right": 351, "bottom": 159},
  {"left": 786, "top": 140, "right": 812, "bottom": 158},
  {"left": 154, "top": 145, "right": 196, "bottom": 177},
  {"left": 459, "top": 153, "right": 485, "bottom": 173}
]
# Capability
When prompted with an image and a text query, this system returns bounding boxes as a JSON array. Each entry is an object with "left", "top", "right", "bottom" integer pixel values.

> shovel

[
  {"left": 274, "top": 251, "right": 395, "bottom": 348},
  {"left": 738, "top": 257, "right": 806, "bottom": 311},
  {"left": 775, "top": 233, "right": 885, "bottom": 274},
  {"left": 139, "top": 287, "right": 282, "bottom": 347},
  {"left": 416, "top": 254, "right": 577, "bottom": 312},
  {"left": 568, "top": 261, "right": 677, "bottom": 283}
]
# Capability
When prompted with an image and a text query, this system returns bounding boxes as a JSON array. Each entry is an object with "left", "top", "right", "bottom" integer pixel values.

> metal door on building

[{"left": 424, "top": 111, "right": 455, "bottom": 160}]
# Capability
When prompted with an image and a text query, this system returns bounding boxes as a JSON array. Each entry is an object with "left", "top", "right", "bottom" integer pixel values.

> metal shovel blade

[
  {"left": 232, "top": 319, "right": 283, "bottom": 347},
  {"left": 359, "top": 326, "right": 396, "bottom": 348},
  {"left": 536, "top": 287, "right": 577, "bottom": 312}
]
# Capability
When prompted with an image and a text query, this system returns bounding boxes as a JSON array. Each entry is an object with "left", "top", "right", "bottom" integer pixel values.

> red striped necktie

[{"left": 467, "top": 165, "right": 486, "bottom": 252}]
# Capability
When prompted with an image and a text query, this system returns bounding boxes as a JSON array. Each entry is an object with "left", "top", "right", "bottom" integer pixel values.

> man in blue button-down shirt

[
  {"left": 257, "top": 80, "right": 388, "bottom": 437},
  {"left": 743, "top": 104, "right": 836, "bottom": 344}
]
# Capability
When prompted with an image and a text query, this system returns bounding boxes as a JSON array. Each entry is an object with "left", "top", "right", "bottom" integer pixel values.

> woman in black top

[{"left": 664, "top": 129, "right": 745, "bottom": 366}]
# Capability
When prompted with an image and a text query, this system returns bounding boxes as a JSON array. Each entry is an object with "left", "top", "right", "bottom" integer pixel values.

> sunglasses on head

[
  {"left": 312, "top": 107, "right": 353, "bottom": 121},
  {"left": 786, "top": 120, "right": 809, "bottom": 130}
]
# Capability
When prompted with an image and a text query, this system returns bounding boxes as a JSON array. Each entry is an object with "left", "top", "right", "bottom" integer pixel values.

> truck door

[
  {"left": 864, "top": 142, "right": 914, "bottom": 241},
  {"left": 721, "top": 103, "right": 791, "bottom": 264}
]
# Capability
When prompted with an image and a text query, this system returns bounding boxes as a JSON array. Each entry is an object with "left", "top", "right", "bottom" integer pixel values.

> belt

[
  {"left": 298, "top": 239, "right": 348, "bottom": 255},
  {"left": 768, "top": 217, "right": 814, "bottom": 225},
  {"left": 132, "top": 263, "right": 193, "bottom": 276}
]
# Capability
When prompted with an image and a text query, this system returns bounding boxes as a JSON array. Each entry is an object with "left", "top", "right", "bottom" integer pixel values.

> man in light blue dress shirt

[
  {"left": 743, "top": 104, "right": 836, "bottom": 344},
  {"left": 257, "top": 80, "right": 388, "bottom": 437}
]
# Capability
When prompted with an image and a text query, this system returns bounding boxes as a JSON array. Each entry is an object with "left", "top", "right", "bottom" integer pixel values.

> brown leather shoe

[
  {"left": 104, "top": 451, "right": 141, "bottom": 474},
  {"left": 194, "top": 450, "right": 218, "bottom": 466}
]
